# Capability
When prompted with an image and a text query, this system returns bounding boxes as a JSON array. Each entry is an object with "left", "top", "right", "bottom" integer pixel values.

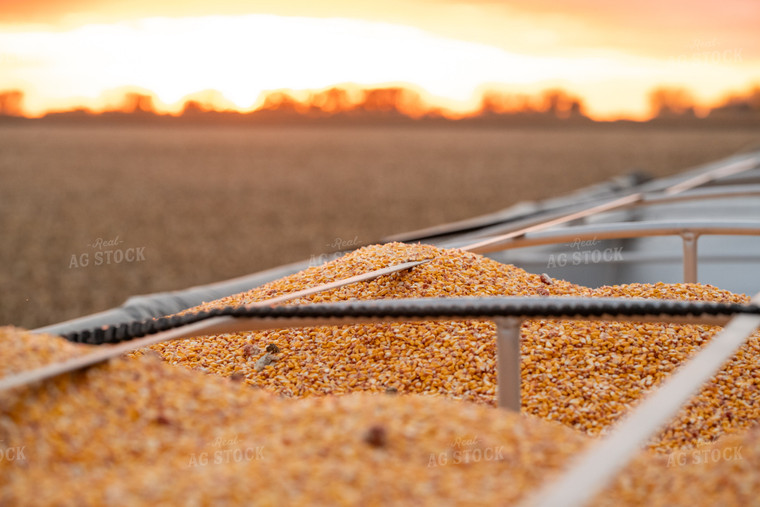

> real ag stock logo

[
  {"left": 546, "top": 237, "right": 623, "bottom": 268},
  {"left": 0, "top": 440, "right": 26, "bottom": 463},
  {"left": 68, "top": 235, "right": 146, "bottom": 269},
  {"left": 186, "top": 434, "right": 264, "bottom": 468},
  {"left": 308, "top": 235, "right": 361, "bottom": 267},
  {"left": 666, "top": 445, "right": 743, "bottom": 467},
  {"left": 427, "top": 435, "right": 505, "bottom": 468},
  {"left": 669, "top": 37, "right": 743, "bottom": 66}
]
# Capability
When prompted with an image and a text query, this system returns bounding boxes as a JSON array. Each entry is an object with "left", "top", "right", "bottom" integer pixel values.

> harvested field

[{"left": 1, "top": 122, "right": 759, "bottom": 329}]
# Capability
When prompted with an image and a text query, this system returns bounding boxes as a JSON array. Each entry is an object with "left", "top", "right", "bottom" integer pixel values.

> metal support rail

[
  {"left": 5, "top": 297, "right": 759, "bottom": 410},
  {"left": 664, "top": 157, "right": 759, "bottom": 195},
  {"left": 462, "top": 194, "right": 643, "bottom": 253},
  {"left": 386, "top": 153, "right": 760, "bottom": 245},
  {"left": 31, "top": 259, "right": 435, "bottom": 336},
  {"left": 459, "top": 220, "right": 760, "bottom": 283},
  {"left": 393, "top": 153, "right": 760, "bottom": 247},
  {"left": 445, "top": 184, "right": 760, "bottom": 248},
  {"left": 639, "top": 184, "right": 760, "bottom": 206},
  {"left": 521, "top": 292, "right": 760, "bottom": 507}
]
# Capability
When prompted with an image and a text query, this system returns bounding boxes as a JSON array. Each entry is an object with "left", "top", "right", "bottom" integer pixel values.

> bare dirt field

[{"left": 1, "top": 122, "right": 758, "bottom": 329}]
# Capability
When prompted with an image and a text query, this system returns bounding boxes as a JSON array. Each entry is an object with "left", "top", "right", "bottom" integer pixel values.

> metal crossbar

[
  {"left": 664, "top": 157, "right": 759, "bottom": 195},
  {"left": 386, "top": 153, "right": 760, "bottom": 245},
  {"left": 5, "top": 297, "right": 758, "bottom": 404},
  {"left": 462, "top": 193, "right": 644, "bottom": 253},
  {"left": 390, "top": 153, "right": 760, "bottom": 246},
  {"left": 640, "top": 184, "right": 760, "bottom": 206},
  {"left": 460, "top": 220, "right": 760, "bottom": 283},
  {"left": 521, "top": 292, "right": 760, "bottom": 507},
  {"left": 447, "top": 185, "right": 760, "bottom": 248}
]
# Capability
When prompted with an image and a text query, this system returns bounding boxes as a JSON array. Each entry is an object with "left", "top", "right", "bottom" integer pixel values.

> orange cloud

[{"left": 1, "top": 8, "right": 757, "bottom": 120}]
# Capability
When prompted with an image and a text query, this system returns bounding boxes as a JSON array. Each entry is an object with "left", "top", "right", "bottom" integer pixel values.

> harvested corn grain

[
  {"left": 0, "top": 326, "right": 91, "bottom": 378},
  {"left": 2, "top": 327, "right": 758, "bottom": 505},
  {"left": 592, "top": 425, "right": 760, "bottom": 506},
  {"left": 1, "top": 326, "right": 593, "bottom": 506},
  {"left": 142, "top": 243, "right": 758, "bottom": 452}
]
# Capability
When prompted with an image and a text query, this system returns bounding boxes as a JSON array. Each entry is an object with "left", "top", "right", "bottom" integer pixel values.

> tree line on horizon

[{"left": 0, "top": 84, "right": 759, "bottom": 122}]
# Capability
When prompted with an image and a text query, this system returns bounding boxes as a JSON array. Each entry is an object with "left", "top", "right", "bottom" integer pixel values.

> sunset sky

[{"left": 1, "top": 0, "right": 758, "bottom": 119}]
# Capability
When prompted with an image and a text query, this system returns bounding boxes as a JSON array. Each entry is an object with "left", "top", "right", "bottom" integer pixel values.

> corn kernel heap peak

[
  {"left": 133, "top": 242, "right": 758, "bottom": 454},
  {"left": 185, "top": 242, "right": 590, "bottom": 311}
]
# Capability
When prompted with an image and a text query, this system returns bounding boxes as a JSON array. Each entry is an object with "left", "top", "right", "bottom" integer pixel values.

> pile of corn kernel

[
  {"left": 145, "top": 243, "right": 759, "bottom": 453},
  {"left": 597, "top": 425, "right": 760, "bottom": 506},
  {"left": 1, "top": 326, "right": 592, "bottom": 505},
  {"left": 2, "top": 326, "right": 758, "bottom": 505}
]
